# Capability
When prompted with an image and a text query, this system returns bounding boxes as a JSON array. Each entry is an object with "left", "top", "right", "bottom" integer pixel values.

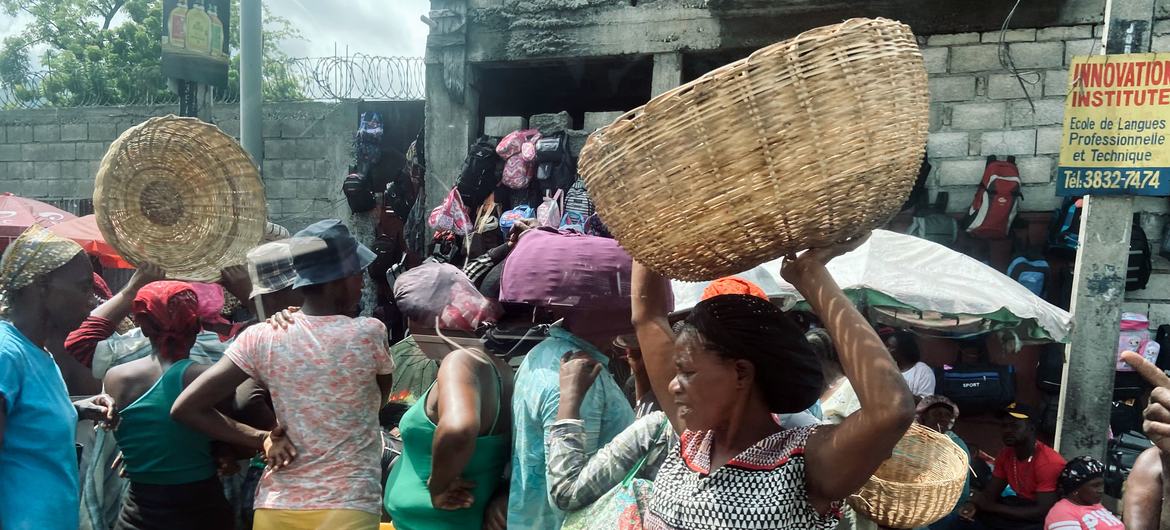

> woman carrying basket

[{"left": 630, "top": 235, "right": 916, "bottom": 529}]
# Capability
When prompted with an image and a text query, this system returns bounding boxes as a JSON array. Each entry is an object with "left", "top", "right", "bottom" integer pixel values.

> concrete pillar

[
  {"left": 239, "top": 0, "right": 263, "bottom": 165},
  {"left": 1055, "top": 0, "right": 1154, "bottom": 463},
  {"left": 423, "top": 62, "right": 478, "bottom": 214},
  {"left": 651, "top": 52, "right": 684, "bottom": 97}
]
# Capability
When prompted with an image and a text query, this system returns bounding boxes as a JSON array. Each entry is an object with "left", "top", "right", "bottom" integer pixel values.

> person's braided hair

[{"left": 680, "top": 294, "right": 823, "bottom": 414}]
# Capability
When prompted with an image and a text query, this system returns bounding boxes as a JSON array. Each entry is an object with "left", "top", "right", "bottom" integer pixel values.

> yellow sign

[{"left": 1058, "top": 53, "right": 1170, "bottom": 196}]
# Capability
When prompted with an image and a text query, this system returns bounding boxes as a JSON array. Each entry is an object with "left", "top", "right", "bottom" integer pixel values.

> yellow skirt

[{"left": 253, "top": 508, "right": 381, "bottom": 530}]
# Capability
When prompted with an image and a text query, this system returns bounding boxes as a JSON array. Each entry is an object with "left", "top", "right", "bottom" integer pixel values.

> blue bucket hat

[{"left": 289, "top": 219, "right": 376, "bottom": 289}]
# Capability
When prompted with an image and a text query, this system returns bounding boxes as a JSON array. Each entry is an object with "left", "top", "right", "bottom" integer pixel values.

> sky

[{"left": 0, "top": 0, "right": 432, "bottom": 66}]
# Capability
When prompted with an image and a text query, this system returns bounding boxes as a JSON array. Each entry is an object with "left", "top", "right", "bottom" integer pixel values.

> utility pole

[
  {"left": 1055, "top": 0, "right": 1154, "bottom": 462},
  {"left": 240, "top": 0, "right": 263, "bottom": 163}
]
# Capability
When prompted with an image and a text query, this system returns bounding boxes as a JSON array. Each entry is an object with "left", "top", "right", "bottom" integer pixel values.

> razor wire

[{"left": 0, "top": 55, "right": 425, "bottom": 109}]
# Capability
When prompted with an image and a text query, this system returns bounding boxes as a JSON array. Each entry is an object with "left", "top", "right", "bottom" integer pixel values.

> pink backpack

[{"left": 497, "top": 129, "right": 541, "bottom": 189}]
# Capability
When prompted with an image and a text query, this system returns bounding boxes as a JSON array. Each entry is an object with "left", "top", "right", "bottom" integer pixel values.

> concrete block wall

[
  {"left": 0, "top": 101, "right": 358, "bottom": 234},
  {"left": 921, "top": 25, "right": 1098, "bottom": 214},
  {"left": 922, "top": 24, "right": 1170, "bottom": 322}
]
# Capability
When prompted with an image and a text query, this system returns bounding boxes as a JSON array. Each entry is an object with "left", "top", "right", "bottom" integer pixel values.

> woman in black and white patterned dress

[{"left": 630, "top": 235, "right": 917, "bottom": 529}]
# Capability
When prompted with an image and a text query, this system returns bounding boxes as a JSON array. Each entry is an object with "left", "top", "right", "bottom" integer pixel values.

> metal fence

[{"left": 0, "top": 54, "right": 425, "bottom": 109}]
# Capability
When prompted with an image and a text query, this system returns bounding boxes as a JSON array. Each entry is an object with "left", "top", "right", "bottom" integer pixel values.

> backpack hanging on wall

[
  {"left": 1006, "top": 255, "right": 1050, "bottom": 297},
  {"left": 353, "top": 112, "right": 384, "bottom": 165},
  {"left": 534, "top": 132, "right": 577, "bottom": 195},
  {"left": 964, "top": 155, "right": 1022, "bottom": 240},
  {"left": 343, "top": 169, "right": 377, "bottom": 213},
  {"left": 907, "top": 191, "right": 958, "bottom": 246},
  {"left": 1047, "top": 196, "right": 1083, "bottom": 258},
  {"left": 457, "top": 136, "right": 502, "bottom": 215},
  {"left": 1127, "top": 220, "right": 1153, "bottom": 291},
  {"left": 564, "top": 178, "right": 595, "bottom": 218}
]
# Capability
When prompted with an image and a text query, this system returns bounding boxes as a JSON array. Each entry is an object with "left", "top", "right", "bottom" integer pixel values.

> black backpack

[
  {"left": 1047, "top": 196, "right": 1082, "bottom": 259},
  {"left": 456, "top": 136, "right": 502, "bottom": 214},
  {"left": 1127, "top": 220, "right": 1152, "bottom": 291},
  {"left": 343, "top": 171, "right": 377, "bottom": 213},
  {"left": 534, "top": 132, "right": 577, "bottom": 195}
]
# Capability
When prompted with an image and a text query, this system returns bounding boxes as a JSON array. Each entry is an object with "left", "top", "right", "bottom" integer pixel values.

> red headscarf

[
  {"left": 701, "top": 276, "right": 769, "bottom": 302},
  {"left": 132, "top": 281, "right": 200, "bottom": 361},
  {"left": 92, "top": 273, "right": 113, "bottom": 300}
]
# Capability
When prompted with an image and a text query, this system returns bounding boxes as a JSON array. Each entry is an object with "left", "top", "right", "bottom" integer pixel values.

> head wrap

[
  {"left": 92, "top": 273, "right": 113, "bottom": 300},
  {"left": 132, "top": 281, "right": 200, "bottom": 361},
  {"left": 394, "top": 262, "right": 501, "bottom": 332},
  {"left": 701, "top": 276, "right": 768, "bottom": 302},
  {"left": 0, "top": 225, "right": 83, "bottom": 306},
  {"left": 684, "top": 294, "right": 823, "bottom": 413},
  {"left": 1059, "top": 456, "right": 1105, "bottom": 496}
]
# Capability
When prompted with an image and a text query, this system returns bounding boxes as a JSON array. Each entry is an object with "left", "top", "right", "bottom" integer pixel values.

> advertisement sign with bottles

[{"left": 161, "top": 0, "right": 230, "bottom": 88}]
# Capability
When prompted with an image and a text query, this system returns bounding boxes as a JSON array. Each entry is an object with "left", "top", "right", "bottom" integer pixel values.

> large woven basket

[
  {"left": 94, "top": 116, "right": 266, "bottom": 281},
  {"left": 579, "top": 18, "right": 929, "bottom": 281},
  {"left": 849, "top": 423, "right": 969, "bottom": 528}
]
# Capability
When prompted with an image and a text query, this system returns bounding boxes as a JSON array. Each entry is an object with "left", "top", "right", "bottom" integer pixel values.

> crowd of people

[{"left": 0, "top": 218, "right": 1168, "bottom": 530}]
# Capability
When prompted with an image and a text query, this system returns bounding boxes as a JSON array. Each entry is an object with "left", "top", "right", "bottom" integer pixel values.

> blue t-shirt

[
  {"left": 0, "top": 321, "right": 80, "bottom": 530},
  {"left": 508, "top": 326, "right": 635, "bottom": 530}
]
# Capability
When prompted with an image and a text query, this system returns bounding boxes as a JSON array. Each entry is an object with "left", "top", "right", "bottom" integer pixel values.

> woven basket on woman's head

[
  {"left": 849, "top": 423, "right": 969, "bottom": 528},
  {"left": 94, "top": 116, "right": 267, "bottom": 282},
  {"left": 578, "top": 18, "right": 929, "bottom": 281}
]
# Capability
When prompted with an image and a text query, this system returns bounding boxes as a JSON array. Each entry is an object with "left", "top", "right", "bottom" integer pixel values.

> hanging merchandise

[
  {"left": 964, "top": 155, "right": 1022, "bottom": 240},
  {"left": 536, "top": 189, "right": 564, "bottom": 228},
  {"left": 564, "top": 178, "right": 596, "bottom": 219},
  {"left": 497, "top": 129, "right": 542, "bottom": 190},
  {"left": 584, "top": 213, "right": 612, "bottom": 239},
  {"left": 1047, "top": 196, "right": 1082, "bottom": 258},
  {"left": 500, "top": 205, "right": 535, "bottom": 236},
  {"left": 1116, "top": 313, "right": 1160, "bottom": 371},
  {"left": 457, "top": 136, "right": 503, "bottom": 213},
  {"left": 428, "top": 187, "right": 473, "bottom": 236},
  {"left": 559, "top": 211, "right": 588, "bottom": 232},
  {"left": 342, "top": 169, "right": 377, "bottom": 213},
  {"left": 1006, "top": 255, "right": 1050, "bottom": 297},
  {"left": 906, "top": 191, "right": 957, "bottom": 247},
  {"left": 1127, "top": 220, "right": 1153, "bottom": 292},
  {"left": 466, "top": 195, "right": 504, "bottom": 260},
  {"left": 353, "top": 112, "right": 384, "bottom": 165},
  {"left": 534, "top": 132, "right": 578, "bottom": 194}
]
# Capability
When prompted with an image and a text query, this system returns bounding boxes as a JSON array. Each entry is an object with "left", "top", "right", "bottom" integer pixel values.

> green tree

[{"left": 0, "top": 0, "right": 304, "bottom": 107}]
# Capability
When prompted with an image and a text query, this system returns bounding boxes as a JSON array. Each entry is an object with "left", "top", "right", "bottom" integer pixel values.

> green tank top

[
  {"left": 114, "top": 359, "right": 217, "bottom": 485},
  {"left": 384, "top": 362, "right": 509, "bottom": 530}
]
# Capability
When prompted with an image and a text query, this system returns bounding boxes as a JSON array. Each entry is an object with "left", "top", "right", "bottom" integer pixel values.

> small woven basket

[
  {"left": 849, "top": 423, "right": 970, "bottom": 529},
  {"left": 94, "top": 116, "right": 267, "bottom": 281},
  {"left": 579, "top": 18, "right": 928, "bottom": 281}
]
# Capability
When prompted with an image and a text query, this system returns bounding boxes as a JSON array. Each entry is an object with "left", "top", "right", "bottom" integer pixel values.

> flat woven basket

[
  {"left": 94, "top": 116, "right": 266, "bottom": 281},
  {"left": 579, "top": 18, "right": 928, "bottom": 281},
  {"left": 848, "top": 423, "right": 969, "bottom": 528}
]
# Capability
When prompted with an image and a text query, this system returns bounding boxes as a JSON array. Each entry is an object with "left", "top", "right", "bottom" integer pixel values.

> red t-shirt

[{"left": 992, "top": 442, "right": 1066, "bottom": 501}]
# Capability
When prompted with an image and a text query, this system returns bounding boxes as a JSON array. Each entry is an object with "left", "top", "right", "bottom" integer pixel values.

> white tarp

[{"left": 671, "top": 229, "right": 1073, "bottom": 343}]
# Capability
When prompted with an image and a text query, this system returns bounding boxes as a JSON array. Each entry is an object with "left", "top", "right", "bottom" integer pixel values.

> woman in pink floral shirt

[{"left": 174, "top": 220, "right": 395, "bottom": 530}]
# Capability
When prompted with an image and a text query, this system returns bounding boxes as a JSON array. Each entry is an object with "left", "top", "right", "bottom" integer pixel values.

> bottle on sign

[
  {"left": 185, "top": 0, "right": 211, "bottom": 55},
  {"left": 167, "top": 0, "right": 189, "bottom": 49},
  {"left": 209, "top": 4, "right": 224, "bottom": 58}
]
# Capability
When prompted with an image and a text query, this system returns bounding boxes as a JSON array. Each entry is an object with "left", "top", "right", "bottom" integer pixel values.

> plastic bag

[
  {"left": 428, "top": 188, "right": 473, "bottom": 236},
  {"left": 536, "top": 190, "right": 564, "bottom": 228}
]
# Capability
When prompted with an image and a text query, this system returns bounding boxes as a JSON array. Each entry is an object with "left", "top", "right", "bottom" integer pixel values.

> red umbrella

[
  {"left": 0, "top": 192, "right": 77, "bottom": 238},
  {"left": 48, "top": 214, "right": 134, "bottom": 269}
]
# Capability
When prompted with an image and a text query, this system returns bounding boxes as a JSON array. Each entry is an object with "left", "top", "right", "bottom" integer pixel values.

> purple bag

[{"left": 500, "top": 229, "right": 632, "bottom": 312}]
